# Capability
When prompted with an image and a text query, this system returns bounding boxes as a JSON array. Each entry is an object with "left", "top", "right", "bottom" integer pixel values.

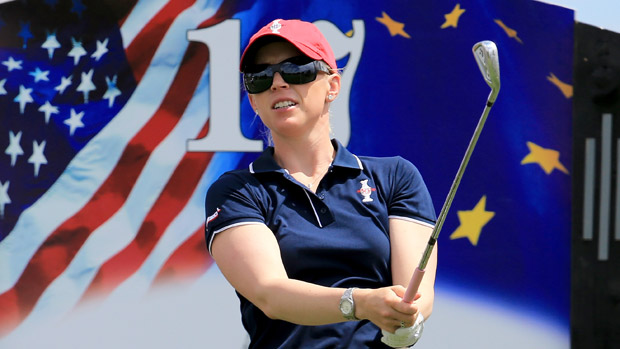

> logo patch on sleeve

[{"left": 207, "top": 208, "right": 221, "bottom": 226}]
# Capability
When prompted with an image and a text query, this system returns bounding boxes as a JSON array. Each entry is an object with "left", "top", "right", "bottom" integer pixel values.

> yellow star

[
  {"left": 450, "top": 196, "right": 495, "bottom": 246},
  {"left": 494, "top": 19, "right": 523, "bottom": 44},
  {"left": 521, "top": 141, "right": 569, "bottom": 175},
  {"left": 441, "top": 4, "right": 466, "bottom": 29},
  {"left": 376, "top": 11, "right": 411, "bottom": 38},
  {"left": 547, "top": 73, "right": 573, "bottom": 98}
]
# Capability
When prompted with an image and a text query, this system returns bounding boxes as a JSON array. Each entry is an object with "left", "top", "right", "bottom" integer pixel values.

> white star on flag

[
  {"left": 29, "top": 67, "right": 50, "bottom": 83},
  {"left": 28, "top": 140, "right": 47, "bottom": 178},
  {"left": 77, "top": 69, "right": 96, "bottom": 103},
  {"left": 55, "top": 75, "right": 72, "bottom": 94},
  {"left": 0, "top": 79, "right": 6, "bottom": 95},
  {"left": 64, "top": 108, "right": 85, "bottom": 136},
  {"left": 68, "top": 37, "right": 87, "bottom": 65},
  {"left": 91, "top": 38, "right": 109, "bottom": 61},
  {"left": 0, "top": 180, "right": 11, "bottom": 219},
  {"left": 41, "top": 32, "right": 61, "bottom": 59},
  {"left": 5, "top": 130, "right": 24, "bottom": 167},
  {"left": 2, "top": 56, "right": 23, "bottom": 71},
  {"left": 14, "top": 85, "right": 34, "bottom": 114},
  {"left": 38, "top": 101, "right": 59, "bottom": 124},
  {"left": 103, "top": 75, "right": 121, "bottom": 107}
]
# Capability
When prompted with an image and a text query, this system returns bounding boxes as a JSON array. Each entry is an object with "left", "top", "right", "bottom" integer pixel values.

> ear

[{"left": 326, "top": 73, "right": 341, "bottom": 102}]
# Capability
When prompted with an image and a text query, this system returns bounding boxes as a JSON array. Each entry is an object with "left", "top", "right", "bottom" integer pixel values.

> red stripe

[
  {"left": 124, "top": 0, "right": 196, "bottom": 82},
  {"left": 0, "top": 41, "right": 210, "bottom": 337},
  {"left": 152, "top": 227, "right": 213, "bottom": 286},
  {"left": 79, "top": 123, "right": 213, "bottom": 302}
]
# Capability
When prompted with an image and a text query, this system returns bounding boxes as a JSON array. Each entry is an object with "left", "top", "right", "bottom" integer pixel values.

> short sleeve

[
  {"left": 205, "top": 171, "right": 266, "bottom": 254},
  {"left": 388, "top": 157, "right": 436, "bottom": 227}
]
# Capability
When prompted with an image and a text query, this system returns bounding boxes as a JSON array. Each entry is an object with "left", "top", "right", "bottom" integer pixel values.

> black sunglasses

[{"left": 243, "top": 56, "right": 331, "bottom": 94}]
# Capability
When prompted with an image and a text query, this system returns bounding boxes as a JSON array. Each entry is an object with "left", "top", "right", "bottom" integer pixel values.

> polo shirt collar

[{"left": 249, "top": 139, "right": 363, "bottom": 174}]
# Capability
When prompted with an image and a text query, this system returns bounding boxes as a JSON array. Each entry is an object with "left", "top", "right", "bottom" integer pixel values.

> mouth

[{"left": 272, "top": 100, "right": 297, "bottom": 110}]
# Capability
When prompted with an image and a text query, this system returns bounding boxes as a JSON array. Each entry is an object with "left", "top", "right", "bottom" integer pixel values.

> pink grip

[{"left": 403, "top": 268, "right": 425, "bottom": 303}]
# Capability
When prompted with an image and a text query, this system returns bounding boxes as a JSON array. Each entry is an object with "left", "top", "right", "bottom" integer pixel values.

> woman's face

[{"left": 247, "top": 41, "right": 339, "bottom": 141}]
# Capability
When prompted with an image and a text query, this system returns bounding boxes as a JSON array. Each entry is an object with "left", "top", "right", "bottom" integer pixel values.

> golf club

[{"left": 403, "top": 40, "right": 501, "bottom": 303}]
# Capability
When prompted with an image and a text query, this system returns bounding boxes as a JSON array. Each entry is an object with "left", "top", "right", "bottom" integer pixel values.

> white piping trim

[
  {"left": 207, "top": 221, "right": 264, "bottom": 255},
  {"left": 303, "top": 190, "right": 323, "bottom": 228},
  {"left": 352, "top": 154, "right": 364, "bottom": 170},
  {"left": 388, "top": 215, "right": 435, "bottom": 229}
]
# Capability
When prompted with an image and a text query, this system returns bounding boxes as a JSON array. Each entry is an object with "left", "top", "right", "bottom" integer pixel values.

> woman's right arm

[{"left": 211, "top": 223, "right": 418, "bottom": 332}]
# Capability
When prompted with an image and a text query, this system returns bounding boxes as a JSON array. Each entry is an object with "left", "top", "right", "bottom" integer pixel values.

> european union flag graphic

[{"left": 0, "top": 0, "right": 572, "bottom": 348}]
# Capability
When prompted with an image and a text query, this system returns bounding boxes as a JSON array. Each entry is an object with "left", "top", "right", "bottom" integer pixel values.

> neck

[{"left": 272, "top": 135, "right": 335, "bottom": 177}]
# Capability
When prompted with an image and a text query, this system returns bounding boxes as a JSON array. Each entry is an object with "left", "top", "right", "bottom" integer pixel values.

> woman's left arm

[{"left": 389, "top": 218, "right": 437, "bottom": 319}]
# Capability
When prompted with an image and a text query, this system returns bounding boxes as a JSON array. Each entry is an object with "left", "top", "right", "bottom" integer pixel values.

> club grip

[{"left": 403, "top": 268, "right": 425, "bottom": 303}]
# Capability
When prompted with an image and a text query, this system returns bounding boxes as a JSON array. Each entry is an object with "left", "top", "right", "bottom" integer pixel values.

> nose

[{"left": 271, "top": 72, "right": 289, "bottom": 90}]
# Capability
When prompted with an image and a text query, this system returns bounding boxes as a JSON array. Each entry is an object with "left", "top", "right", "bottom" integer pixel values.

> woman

[{"left": 205, "top": 19, "right": 437, "bottom": 348}]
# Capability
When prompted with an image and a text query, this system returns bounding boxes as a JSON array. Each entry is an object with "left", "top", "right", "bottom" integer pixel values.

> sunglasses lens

[
  {"left": 244, "top": 73, "right": 270, "bottom": 94},
  {"left": 244, "top": 59, "right": 321, "bottom": 94},
  {"left": 281, "top": 61, "right": 317, "bottom": 85}
]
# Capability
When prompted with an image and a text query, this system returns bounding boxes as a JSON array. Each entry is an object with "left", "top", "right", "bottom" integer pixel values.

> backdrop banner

[{"left": 0, "top": 0, "right": 573, "bottom": 347}]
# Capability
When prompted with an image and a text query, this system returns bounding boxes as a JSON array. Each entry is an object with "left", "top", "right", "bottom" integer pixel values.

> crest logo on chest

[{"left": 358, "top": 179, "right": 376, "bottom": 202}]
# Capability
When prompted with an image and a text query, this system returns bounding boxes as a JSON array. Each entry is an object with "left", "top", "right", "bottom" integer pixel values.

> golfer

[{"left": 205, "top": 18, "right": 437, "bottom": 348}]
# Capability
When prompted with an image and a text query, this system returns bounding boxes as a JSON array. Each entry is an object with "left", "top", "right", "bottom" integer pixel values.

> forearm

[
  {"left": 408, "top": 247, "right": 437, "bottom": 319},
  {"left": 389, "top": 218, "right": 437, "bottom": 319},
  {"left": 252, "top": 278, "right": 347, "bottom": 325},
  {"left": 212, "top": 224, "right": 350, "bottom": 325}
]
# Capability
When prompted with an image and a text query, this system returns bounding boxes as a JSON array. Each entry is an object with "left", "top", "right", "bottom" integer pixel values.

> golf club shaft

[{"left": 403, "top": 92, "right": 495, "bottom": 303}]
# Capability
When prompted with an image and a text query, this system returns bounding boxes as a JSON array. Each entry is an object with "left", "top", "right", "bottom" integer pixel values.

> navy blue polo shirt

[{"left": 205, "top": 139, "right": 436, "bottom": 349}]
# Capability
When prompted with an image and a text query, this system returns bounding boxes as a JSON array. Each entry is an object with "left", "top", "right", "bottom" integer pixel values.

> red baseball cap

[{"left": 239, "top": 19, "right": 337, "bottom": 72}]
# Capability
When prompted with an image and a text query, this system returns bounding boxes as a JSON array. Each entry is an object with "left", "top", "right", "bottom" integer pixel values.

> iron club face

[{"left": 473, "top": 41, "right": 500, "bottom": 104}]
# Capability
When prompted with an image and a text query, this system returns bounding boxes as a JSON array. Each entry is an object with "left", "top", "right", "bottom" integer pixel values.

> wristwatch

[{"left": 339, "top": 287, "right": 358, "bottom": 320}]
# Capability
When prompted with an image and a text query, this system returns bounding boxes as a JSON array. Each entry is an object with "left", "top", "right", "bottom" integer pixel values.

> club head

[{"left": 473, "top": 41, "right": 500, "bottom": 103}]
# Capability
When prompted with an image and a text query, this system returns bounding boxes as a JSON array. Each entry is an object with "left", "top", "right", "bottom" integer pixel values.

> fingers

[
  {"left": 388, "top": 288, "right": 421, "bottom": 333},
  {"left": 392, "top": 297, "right": 418, "bottom": 316},
  {"left": 357, "top": 287, "right": 421, "bottom": 333},
  {"left": 389, "top": 309, "right": 419, "bottom": 332},
  {"left": 383, "top": 315, "right": 417, "bottom": 334},
  {"left": 391, "top": 284, "right": 407, "bottom": 298},
  {"left": 390, "top": 285, "right": 421, "bottom": 302},
  {"left": 383, "top": 302, "right": 418, "bottom": 333}
]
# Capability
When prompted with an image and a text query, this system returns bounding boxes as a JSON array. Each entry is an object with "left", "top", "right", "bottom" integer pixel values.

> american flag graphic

[
  {"left": 0, "top": 0, "right": 574, "bottom": 347},
  {"left": 0, "top": 0, "right": 254, "bottom": 339}
]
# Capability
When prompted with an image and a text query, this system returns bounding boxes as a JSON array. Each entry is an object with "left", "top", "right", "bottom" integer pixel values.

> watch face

[{"left": 340, "top": 300, "right": 352, "bottom": 314}]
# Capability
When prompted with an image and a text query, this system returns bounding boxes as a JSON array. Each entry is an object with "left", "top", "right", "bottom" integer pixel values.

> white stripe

[
  {"left": 0, "top": 0, "right": 222, "bottom": 294},
  {"left": 304, "top": 189, "right": 323, "bottom": 228},
  {"left": 598, "top": 113, "right": 612, "bottom": 261},
  {"left": 583, "top": 138, "right": 595, "bottom": 240},
  {"left": 352, "top": 154, "right": 364, "bottom": 170},
  {"left": 120, "top": 0, "right": 170, "bottom": 48},
  {"left": 5, "top": 50, "right": 215, "bottom": 338},
  {"left": 249, "top": 162, "right": 255, "bottom": 173},
  {"left": 208, "top": 221, "right": 265, "bottom": 255},
  {"left": 388, "top": 215, "right": 436, "bottom": 229},
  {"left": 107, "top": 152, "right": 244, "bottom": 304}
]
